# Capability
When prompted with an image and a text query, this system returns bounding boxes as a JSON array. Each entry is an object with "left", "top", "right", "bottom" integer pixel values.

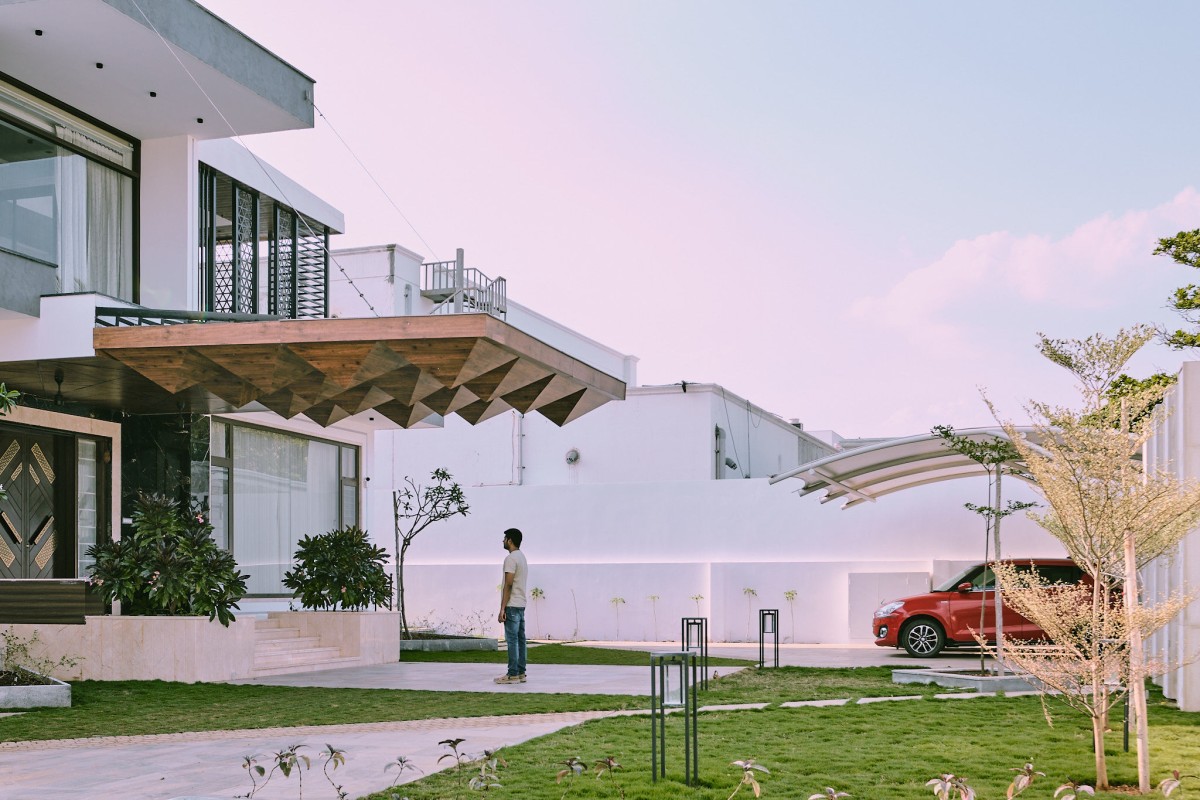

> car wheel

[{"left": 901, "top": 619, "right": 945, "bottom": 657}]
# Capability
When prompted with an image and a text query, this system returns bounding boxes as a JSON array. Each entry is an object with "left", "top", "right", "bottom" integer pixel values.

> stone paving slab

[
  {"left": 779, "top": 698, "right": 851, "bottom": 707},
  {"left": 856, "top": 694, "right": 924, "bottom": 704},
  {"left": 232, "top": 662, "right": 658, "bottom": 695},
  {"left": 0, "top": 711, "right": 616, "bottom": 800}
]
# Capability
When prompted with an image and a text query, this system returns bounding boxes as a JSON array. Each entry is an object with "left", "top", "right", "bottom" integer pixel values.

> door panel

[{"left": 0, "top": 429, "right": 63, "bottom": 579}]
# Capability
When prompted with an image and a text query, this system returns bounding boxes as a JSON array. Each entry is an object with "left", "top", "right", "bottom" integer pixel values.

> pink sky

[{"left": 196, "top": 1, "right": 1200, "bottom": 437}]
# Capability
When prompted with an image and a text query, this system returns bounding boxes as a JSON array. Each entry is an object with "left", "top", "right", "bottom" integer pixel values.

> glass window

[
  {"left": 76, "top": 439, "right": 98, "bottom": 577},
  {"left": 228, "top": 425, "right": 356, "bottom": 595},
  {"left": 0, "top": 84, "right": 135, "bottom": 300},
  {"left": 0, "top": 118, "right": 57, "bottom": 264}
]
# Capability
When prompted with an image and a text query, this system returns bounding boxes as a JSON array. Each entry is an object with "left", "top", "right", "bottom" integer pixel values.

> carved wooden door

[{"left": 0, "top": 429, "right": 58, "bottom": 579}]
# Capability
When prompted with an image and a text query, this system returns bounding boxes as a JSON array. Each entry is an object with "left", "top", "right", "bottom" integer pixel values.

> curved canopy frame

[{"left": 767, "top": 427, "right": 1039, "bottom": 509}]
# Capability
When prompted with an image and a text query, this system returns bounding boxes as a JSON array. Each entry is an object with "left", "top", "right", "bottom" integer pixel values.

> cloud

[{"left": 851, "top": 188, "right": 1200, "bottom": 338}]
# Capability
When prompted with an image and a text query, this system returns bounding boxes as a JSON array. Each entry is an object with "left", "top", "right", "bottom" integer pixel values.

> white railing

[{"left": 422, "top": 249, "right": 507, "bottom": 319}]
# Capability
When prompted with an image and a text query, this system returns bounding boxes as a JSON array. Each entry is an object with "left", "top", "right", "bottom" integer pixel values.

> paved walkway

[{"left": 0, "top": 645, "right": 997, "bottom": 800}]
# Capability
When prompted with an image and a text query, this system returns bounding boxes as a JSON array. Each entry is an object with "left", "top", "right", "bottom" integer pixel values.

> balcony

[{"left": 422, "top": 250, "right": 507, "bottom": 320}]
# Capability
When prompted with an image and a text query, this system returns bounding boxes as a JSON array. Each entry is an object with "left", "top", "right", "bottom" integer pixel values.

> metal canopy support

[{"left": 769, "top": 427, "right": 1040, "bottom": 509}]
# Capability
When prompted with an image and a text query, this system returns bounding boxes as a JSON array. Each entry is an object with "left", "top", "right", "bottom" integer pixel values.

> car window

[
  {"left": 935, "top": 565, "right": 982, "bottom": 592},
  {"left": 1037, "top": 565, "right": 1083, "bottom": 585}
]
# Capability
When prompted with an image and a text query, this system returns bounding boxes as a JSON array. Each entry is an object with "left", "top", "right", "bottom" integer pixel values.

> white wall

[
  {"left": 139, "top": 135, "right": 196, "bottom": 310},
  {"left": 0, "top": 293, "right": 134, "bottom": 361},
  {"left": 366, "top": 462, "right": 1063, "bottom": 644},
  {"left": 1144, "top": 361, "right": 1200, "bottom": 711},
  {"left": 366, "top": 385, "right": 832, "bottom": 491}
]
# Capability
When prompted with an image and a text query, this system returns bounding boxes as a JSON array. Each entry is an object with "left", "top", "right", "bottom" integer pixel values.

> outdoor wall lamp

[{"left": 724, "top": 457, "right": 737, "bottom": 470}]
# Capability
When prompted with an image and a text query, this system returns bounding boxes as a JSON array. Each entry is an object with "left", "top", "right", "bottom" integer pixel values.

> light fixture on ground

[
  {"left": 759, "top": 608, "right": 779, "bottom": 668},
  {"left": 649, "top": 650, "right": 699, "bottom": 786},
  {"left": 681, "top": 616, "right": 709, "bottom": 689}
]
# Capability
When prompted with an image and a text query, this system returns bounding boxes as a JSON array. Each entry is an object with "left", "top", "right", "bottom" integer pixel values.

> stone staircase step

[
  {"left": 254, "top": 627, "right": 305, "bottom": 642},
  {"left": 253, "top": 645, "right": 344, "bottom": 667},
  {"left": 249, "top": 617, "right": 362, "bottom": 678},
  {"left": 256, "top": 635, "right": 322, "bottom": 652},
  {"left": 249, "top": 655, "right": 363, "bottom": 678}
]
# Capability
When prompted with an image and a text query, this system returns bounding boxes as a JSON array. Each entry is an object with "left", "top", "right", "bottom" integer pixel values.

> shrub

[
  {"left": 283, "top": 526, "right": 392, "bottom": 611},
  {"left": 88, "top": 492, "right": 248, "bottom": 626}
]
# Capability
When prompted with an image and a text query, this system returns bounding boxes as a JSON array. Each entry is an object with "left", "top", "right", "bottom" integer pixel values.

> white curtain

[
  {"left": 231, "top": 427, "right": 339, "bottom": 595},
  {"left": 55, "top": 152, "right": 86, "bottom": 288},
  {"left": 54, "top": 152, "right": 132, "bottom": 298},
  {"left": 85, "top": 158, "right": 132, "bottom": 299}
]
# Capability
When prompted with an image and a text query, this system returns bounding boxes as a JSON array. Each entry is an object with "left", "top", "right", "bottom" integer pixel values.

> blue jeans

[{"left": 504, "top": 606, "right": 527, "bottom": 677}]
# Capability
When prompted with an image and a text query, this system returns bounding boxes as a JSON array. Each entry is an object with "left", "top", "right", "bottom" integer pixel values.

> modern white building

[
  {"left": 2, "top": 0, "right": 1196, "bottom": 715},
  {"left": 324, "top": 245, "right": 1063, "bottom": 646},
  {"left": 0, "top": 0, "right": 623, "bottom": 628}
]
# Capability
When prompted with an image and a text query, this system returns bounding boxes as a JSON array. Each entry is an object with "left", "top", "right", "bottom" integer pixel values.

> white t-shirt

[{"left": 503, "top": 549, "right": 528, "bottom": 608}]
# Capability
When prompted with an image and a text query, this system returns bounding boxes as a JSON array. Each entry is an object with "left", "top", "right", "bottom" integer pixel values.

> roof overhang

[
  {"left": 768, "top": 427, "right": 1038, "bottom": 509},
  {"left": 1, "top": 314, "right": 626, "bottom": 427},
  {"left": 0, "top": 0, "right": 314, "bottom": 140}
]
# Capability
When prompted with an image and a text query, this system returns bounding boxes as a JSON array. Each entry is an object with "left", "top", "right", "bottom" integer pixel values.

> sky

[{"left": 196, "top": 1, "right": 1200, "bottom": 438}]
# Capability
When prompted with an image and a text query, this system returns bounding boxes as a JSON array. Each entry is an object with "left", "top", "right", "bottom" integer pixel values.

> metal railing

[
  {"left": 421, "top": 248, "right": 507, "bottom": 319},
  {"left": 95, "top": 306, "right": 281, "bottom": 327},
  {"left": 428, "top": 278, "right": 507, "bottom": 318}
]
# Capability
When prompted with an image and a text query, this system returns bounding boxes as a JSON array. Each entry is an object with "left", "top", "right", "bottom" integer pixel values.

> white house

[
  {"left": 0, "top": 0, "right": 623, "bottom": 642},
  {"left": 321, "top": 245, "right": 1065, "bottom": 646}
]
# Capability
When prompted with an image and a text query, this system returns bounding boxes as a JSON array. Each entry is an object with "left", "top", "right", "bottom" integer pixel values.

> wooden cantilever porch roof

[{"left": 4, "top": 313, "right": 625, "bottom": 427}]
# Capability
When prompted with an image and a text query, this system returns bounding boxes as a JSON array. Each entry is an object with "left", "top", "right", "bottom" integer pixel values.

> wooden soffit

[{"left": 82, "top": 314, "right": 625, "bottom": 427}]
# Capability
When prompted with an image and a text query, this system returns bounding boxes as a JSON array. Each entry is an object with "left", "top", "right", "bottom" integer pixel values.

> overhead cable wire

[
  {"left": 126, "top": 0, "right": 379, "bottom": 317},
  {"left": 314, "top": 105, "right": 439, "bottom": 261}
]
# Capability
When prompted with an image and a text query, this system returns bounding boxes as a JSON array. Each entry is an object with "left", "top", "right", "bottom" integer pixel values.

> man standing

[{"left": 495, "top": 527, "right": 528, "bottom": 685}]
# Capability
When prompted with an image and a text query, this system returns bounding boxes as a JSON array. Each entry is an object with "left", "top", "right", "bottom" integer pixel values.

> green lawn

[
  {"left": 400, "top": 642, "right": 754, "bottom": 667},
  {"left": 0, "top": 666, "right": 946, "bottom": 744},
  {"left": 363, "top": 689, "right": 1200, "bottom": 800},
  {"left": 0, "top": 682, "right": 636, "bottom": 743}
]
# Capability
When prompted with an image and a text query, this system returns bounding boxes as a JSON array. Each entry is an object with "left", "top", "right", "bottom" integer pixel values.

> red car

[{"left": 872, "top": 559, "right": 1085, "bottom": 657}]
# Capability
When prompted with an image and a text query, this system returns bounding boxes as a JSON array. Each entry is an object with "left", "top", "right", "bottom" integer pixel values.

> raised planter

[
  {"left": 399, "top": 635, "right": 497, "bottom": 652},
  {"left": 4, "top": 616, "right": 258, "bottom": 683},
  {"left": 892, "top": 668, "right": 1043, "bottom": 693},
  {"left": 0, "top": 674, "right": 71, "bottom": 709}
]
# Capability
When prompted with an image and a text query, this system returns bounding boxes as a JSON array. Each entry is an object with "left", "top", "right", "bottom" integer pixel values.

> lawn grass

[
  {"left": 0, "top": 682, "right": 637, "bottom": 743},
  {"left": 364, "top": 690, "right": 1200, "bottom": 799},
  {"left": 0, "top": 666, "right": 941, "bottom": 744},
  {"left": 401, "top": 643, "right": 753, "bottom": 667}
]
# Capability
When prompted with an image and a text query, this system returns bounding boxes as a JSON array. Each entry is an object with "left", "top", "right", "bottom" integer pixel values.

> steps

[{"left": 249, "top": 617, "right": 362, "bottom": 677}]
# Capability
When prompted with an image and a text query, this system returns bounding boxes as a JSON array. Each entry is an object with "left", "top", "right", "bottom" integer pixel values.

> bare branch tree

[{"left": 392, "top": 468, "right": 469, "bottom": 640}]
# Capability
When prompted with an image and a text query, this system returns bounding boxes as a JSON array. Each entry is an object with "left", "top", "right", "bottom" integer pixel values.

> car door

[{"left": 945, "top": 565, "right": 998, "bottom": 643}]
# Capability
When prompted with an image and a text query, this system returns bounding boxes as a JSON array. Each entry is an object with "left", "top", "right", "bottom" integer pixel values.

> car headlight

[{"left": 874, "top": 601, "right": 904, "bottom": 618}]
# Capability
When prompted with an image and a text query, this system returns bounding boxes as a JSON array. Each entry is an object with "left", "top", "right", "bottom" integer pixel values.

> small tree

[
  {"left": 393, "top": 468, "right": 469, "bottom": 639},
  {"left": 995, "top": 326, "right": 1200, "bottom": 789},
  {"left": 1154, "top": 229, "right": 1200, "bottom": 349},
  {"left": 932, "top": 424, "right": 1035, "bottom": 673},
  {"left": 610, "top": 596, "right": 625, "bottom": 639},
  {"left": 283, "top": 526, "right": 392, "bottom": 611},
  {"left": 784, "top": 589, "right": 797, "bottom": 643},
  {"left": 88, "top": 492, "right": 247, "bottom": 625},
  {"left": 530, "top": 587, "right": 546, "bottom": 638},
  {"left": 743, "top": 587, "right": 757, "bottom": 640}
]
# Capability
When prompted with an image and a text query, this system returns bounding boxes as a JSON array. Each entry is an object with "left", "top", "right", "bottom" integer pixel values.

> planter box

[
  {"left": 892, "top": 668, "right": 1043, "bottom": 693},
  {"left": 5, "top": 616, "right": 258, "bottom": 683},
  {"left": 399, "top": 636, "right": 497, "bottom": 652},
  {"left": 0, "top": 674, "right": 70, "bottom": 709}
]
